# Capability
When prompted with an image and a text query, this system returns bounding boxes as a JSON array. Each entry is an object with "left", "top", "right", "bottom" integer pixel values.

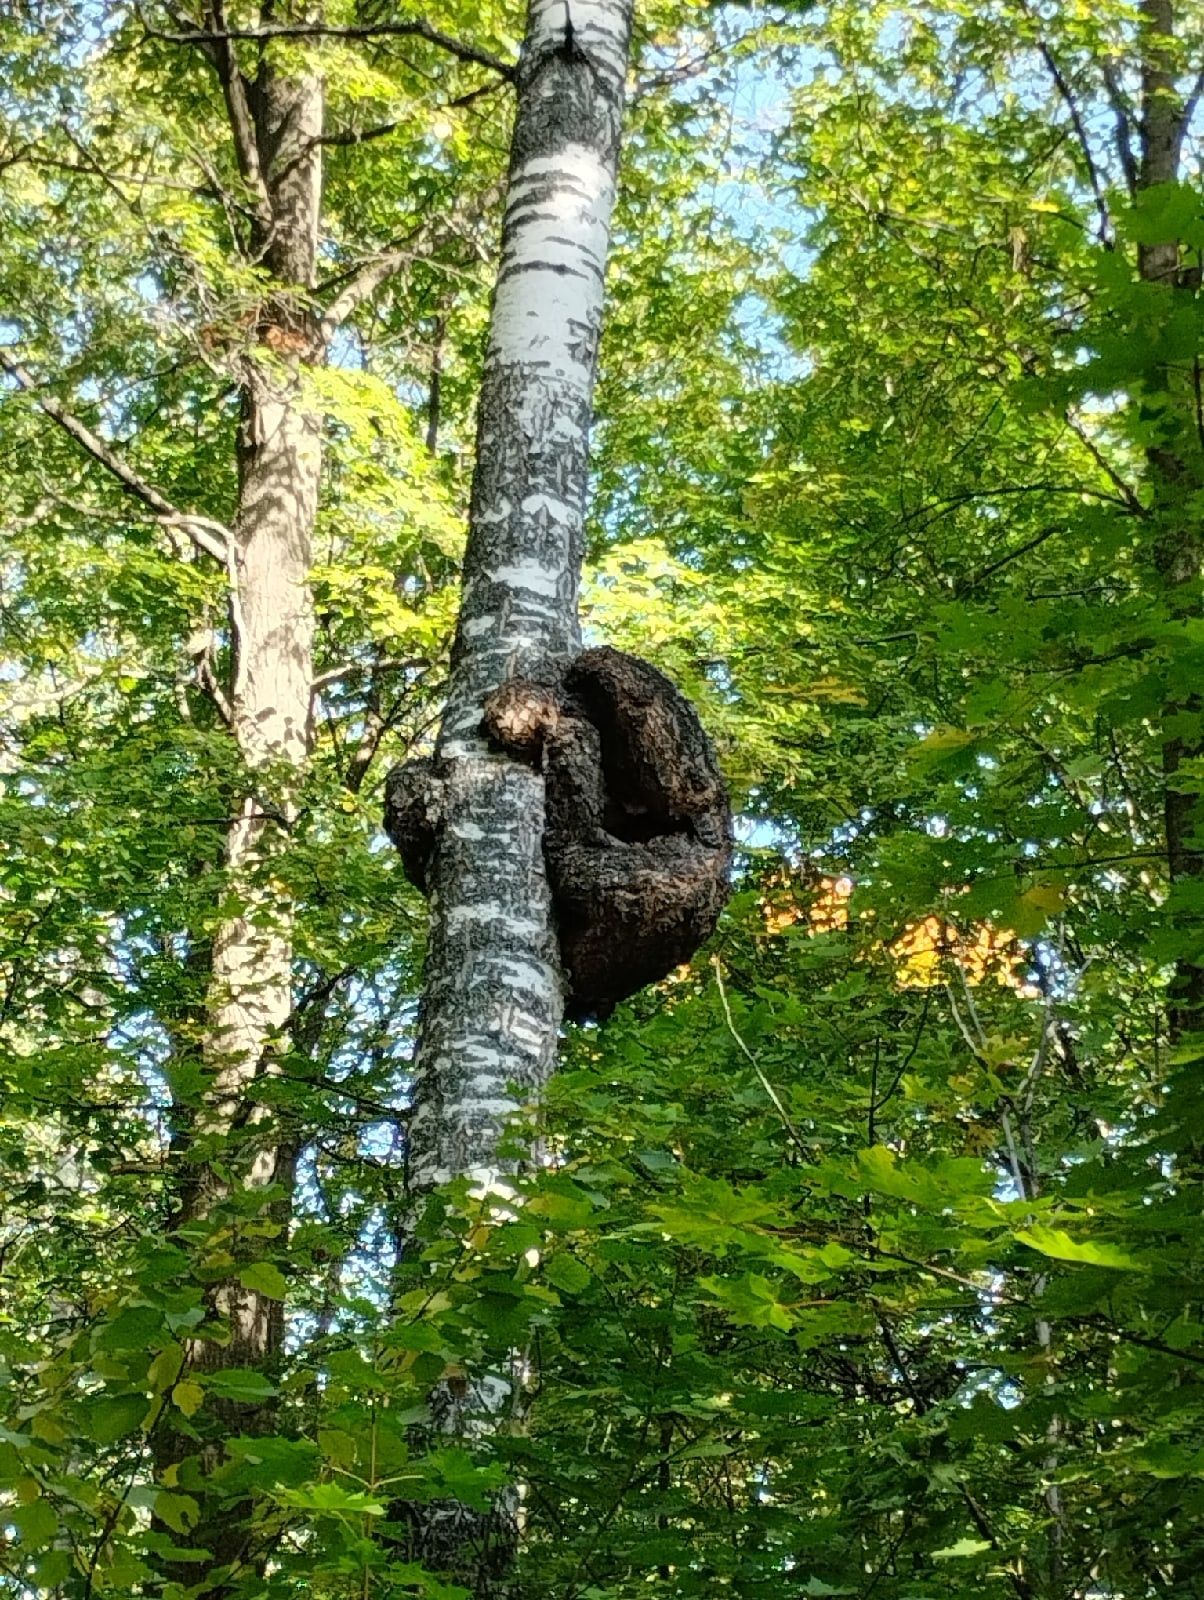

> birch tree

[
  {"left": 380, "top": 5, "right": 634, "bottom": 1584},
  {"left": 400, "top": 0, "right": 635, "bottom": 1197}
]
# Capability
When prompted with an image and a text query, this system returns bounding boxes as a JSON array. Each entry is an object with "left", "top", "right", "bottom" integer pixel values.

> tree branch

[
  {"left": 311, "top": 656, "right": 429, "bottom": 693},
  {"left": 141, "top": 15, "right": 516, "bottom": 81},
  {"left": 1034, "top": 39, "right": 1113, "bottom": 246},
  {"left": 1064, "top": 410, "right": 1148, "bottom": 516},
  {"left": 320, "top": 244, "right": 424, "bottom": 337},
  {"left": 1101, "top": 62, "right": 1139, "bottom": 196},
  {"left": 897, "top": 482, "right": 1139, "bottom": 530},
  {"left": 1180, "top": 63, "right": 1204, "bottom": 150},
  {"left": 143, "top": 1, "right": 273, "bottom": 232},
  {"left": 318, "top": 183, "right": 500, "bottom": 338},
  {"left": 0, "top": 348, "right": 230, "bottom": 564},
  {"left": 315, "top": 120, "right": 406, "bottom": 148}
]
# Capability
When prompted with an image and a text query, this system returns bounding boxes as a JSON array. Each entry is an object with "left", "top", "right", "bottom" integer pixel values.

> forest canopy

[{"left": 1, "top": 2, "right": 1203, "bottom": 1597}]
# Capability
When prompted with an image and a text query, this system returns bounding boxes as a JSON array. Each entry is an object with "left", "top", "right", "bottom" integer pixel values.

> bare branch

[
  {"left": 1034, "top": 39, "right": 1114, "bottom": 246},
  {"left": 448, "top": 79, "right": 510, "bottom": 112},
  {"left": 141, "top": 14, "right": 516, "bottom": 81},
  {"left": 311, "top": 656, "right": 429, "bottom": 693},
  {"left": 1101, "top": 62, "right": 1139, "bottom": 196},
  {"left": 1064, "top": 410, "right": 1148, "bottom": 517},
  {"left": 0, "top": 140, "right": 33, "bottom": 174},
  {"left": 897, "top": 482, "right": 1139, "bottom": 530},
  {"left": 185, "top": 137, "right": 258, "bottom": 254},
  {"left": 315, "top": 120, "right": 404, "bottom": 148},
  {"left": 0, "top": 347, "right": 230, "bottom": 563},
  {"left": 208, "top": 3, "right": 272, "bottom": 228},
  {"left": 144, "top": 1, "right": 273, "bottom": 231},
  {"left": 343, "top": 700, "right": 389, "bottom": 797},
  {"left": 26, "top": 153, "right": 202, "bottom": 192},
  {"left": 957, "top": 521, "right": 1068, "bottom": 593},
  {"left": 1180, "top": 63, "right": 1204, "bottom": 150},
  {"left": 319, "top": 184, "right": 500, "bottom": 338},
  {"left": 196, "top": 655, "right": 234, "bottom": 725},
  {"left": 712, "top": 957, "right": 813, "bottom": 1163},
  {"left": 320, "top": 243, "right": 424, "bottom": 337}
]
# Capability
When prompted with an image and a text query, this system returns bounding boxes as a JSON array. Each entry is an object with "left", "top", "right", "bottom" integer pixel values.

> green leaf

[
  {"left": 86, "top": 1393, "right": 148, "bottom": 1444},
  {"left": 237, "top": 1261, "right": 290, "bottom": 1300},
  {"left": 32, "top": 1548, "right": 73, "bottom": 1586},
  {"left": 154, "top": 1491, "right": 200, "bottom": 1534},
  {"left": 205, "top": 1369, "right": 278, "bottom": 1403},
  {"left": 148, "top": 1343, "right": 185, "bottom": 1391},
  {"left": 171, "top": 1380, "right": 204, "bottom": 1418},
  {"left": 543, "top": 1253, "right": 593, "bottom": 1295},
  {"left": 1016, "top": 1226, "right": 1144, "bottom": 1272},
  {"left": 1009, "top": 883, "right": 1065, "bottom": 937},
  {"left": 95, "top": 1304, "right": 162, "bottom": 1352},
  {"left": 11, "top": 1496, "right": 57, "bottom": 1549},
  {"left": 275, "top": 1482, "right": 385, "bottom": 1516},
  {"left": 933, "top": 1538, "right": 993, "bottom": 1560}
]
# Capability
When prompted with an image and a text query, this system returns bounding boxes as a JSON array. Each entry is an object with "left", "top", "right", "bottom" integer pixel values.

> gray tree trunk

[
  {"left": 1134, "top": 0, "right": 1204, "bottom": 1044},
  {"left": 405, "top": 0, "right": 635, "bottom": 1197},
  {"left": 155, "top": 36, "right": 324, "bottom": 1592}
]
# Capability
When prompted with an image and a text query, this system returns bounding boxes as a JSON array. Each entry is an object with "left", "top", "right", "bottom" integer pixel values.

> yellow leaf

[{"left": 171, "top": 1380, "right": 204, "bottom": 1419}]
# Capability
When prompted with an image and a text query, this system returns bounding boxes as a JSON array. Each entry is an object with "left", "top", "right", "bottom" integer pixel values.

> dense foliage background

[{"left": 2, "top": 1, "right": 1203, "bottom": 1596}]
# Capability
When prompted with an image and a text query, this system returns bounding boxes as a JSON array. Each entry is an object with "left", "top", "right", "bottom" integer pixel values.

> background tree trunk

[
  {"left": 154, "top": 29, "right": 323, "bottom": 1592},
  {"left": 1136, "top": 0, "right": 1204, "bottom": 1046}
]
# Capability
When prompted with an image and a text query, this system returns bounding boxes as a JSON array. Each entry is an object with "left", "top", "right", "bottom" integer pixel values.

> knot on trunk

[
  {"left": 383, "top": 757, "right": 443, "bottom": 895},
  {"left": 385, "top": 648, "right": 732, "bottom": 1020}
]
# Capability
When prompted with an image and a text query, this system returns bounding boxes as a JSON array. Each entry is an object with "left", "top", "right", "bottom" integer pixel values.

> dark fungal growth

[{"left": 385, "top": 647, "right": 732, "bottom": 1019}]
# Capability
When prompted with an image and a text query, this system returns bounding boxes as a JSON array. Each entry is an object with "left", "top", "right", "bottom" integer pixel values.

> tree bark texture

[
  {"left": 155, "top": 31, "right": 323, "bottom": 1591},
  {"left": 480, "top": 647, "right": 733, "bottom": 1019},
  {"left": 402, "top": 0, "right": 635, "bottom": 1198},
  {"left": 1135, "top": 0, "right": 1204, "bottom": 1043}
]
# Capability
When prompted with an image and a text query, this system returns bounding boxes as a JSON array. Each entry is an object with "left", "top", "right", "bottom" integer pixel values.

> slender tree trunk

[
  {"left": 197, "top": 48, "right": 322, "bottom": 1221},
  {"left": 393, "top": 2, "right": 634, "bottom": 1590},
  {"left": 1135, "top": 0, "right": 1204, "bottom": 1044},
  {"left": 406, "top": 0, "right": 634, "bottom": 1196},
  {"left": 155, "top": 34, "right": 323, "bottom": 1592}
]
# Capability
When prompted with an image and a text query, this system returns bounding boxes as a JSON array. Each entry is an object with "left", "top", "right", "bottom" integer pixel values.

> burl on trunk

[{"left": 386, "top": 646, "right": 732, "bottom": 1019}]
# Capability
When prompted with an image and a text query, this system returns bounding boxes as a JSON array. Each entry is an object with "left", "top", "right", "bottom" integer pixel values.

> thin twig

[
  {"left": 1101, "top": 63, "right": 1138, "bottom": 196},
  {"left": 141, "top": 14, "right": 516, "bottom": 81},
  {"left": 711, "top": 957, "right": 812, "bottom": 1161},
  {"left": 1064, "top": 410, "right": 1147, "bottom": 515},
  {"left": 0, "top": 347, "right": 230, "bottom": 563},
  {"left": 1033, "top": 37, "right": 1113, "bottom": 246}
]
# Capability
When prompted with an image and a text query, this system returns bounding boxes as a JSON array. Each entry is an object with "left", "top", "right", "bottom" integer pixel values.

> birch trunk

[
  {"left": 392, "top": 3, "right": 633, "bottom": 1587},
  {"left": 1134, "top": 0, "right": 1204, "bottom": 1045},
  {"left": 406, "top": 0, "right": 634, "bottom": 1195}
]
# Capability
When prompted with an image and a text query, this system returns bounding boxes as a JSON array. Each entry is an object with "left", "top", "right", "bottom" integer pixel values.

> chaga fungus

[{"left": 384, "top": 646, "right": 733, "bottom": 1019}]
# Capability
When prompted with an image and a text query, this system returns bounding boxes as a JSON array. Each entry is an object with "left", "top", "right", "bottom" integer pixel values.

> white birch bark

[{"left": 405, "top": 0, "right": 635, "bottom": 1199}]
